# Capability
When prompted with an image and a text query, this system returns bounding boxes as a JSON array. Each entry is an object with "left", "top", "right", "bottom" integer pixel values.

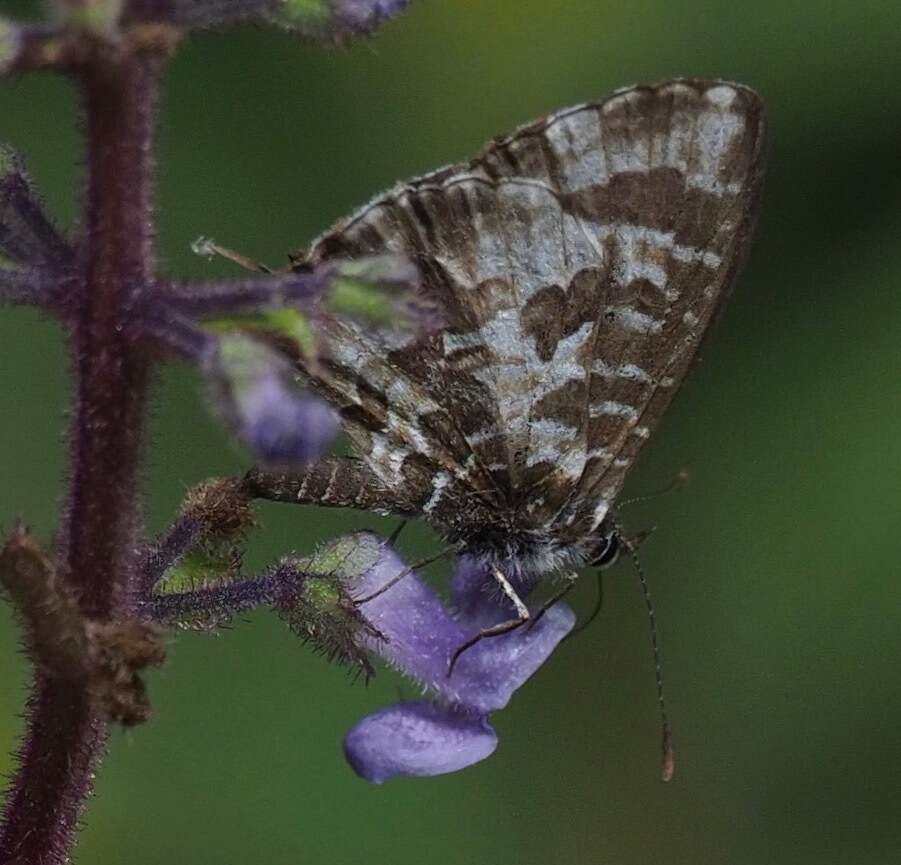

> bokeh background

[{"left": 2, "top": 1, "right": 901, "bottom": 863}]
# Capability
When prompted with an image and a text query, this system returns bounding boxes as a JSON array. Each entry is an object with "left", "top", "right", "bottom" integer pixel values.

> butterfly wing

[{"left": 296, "top": 80, "right": 766, "bottom": 536}]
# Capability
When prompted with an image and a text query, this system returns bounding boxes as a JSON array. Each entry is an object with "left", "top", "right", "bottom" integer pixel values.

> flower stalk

[{"left": 0, "top": 38, "right": 165, "bottom": 865}]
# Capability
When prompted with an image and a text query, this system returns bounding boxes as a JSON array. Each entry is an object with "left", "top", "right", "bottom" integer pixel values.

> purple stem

[
  {"left": 0, "top": 680, "right": 106, "bottom": 865},
  {"left": 140, "top": 298, "right": 217, "bottom": 359},
  {"left": 0, "top": 163, "right": 73, "bottom": 267},
  {"left": 140, "top": 570, "right": 288, "bottom": 625},
  {"left": 160, "top": 268, "right": 332, "bottom": 318},
  {"left": 0, "top": 265, "right": 71, "bottom": 308},
  {"left": 153, "top": 0, "right": 280, "bottom": 28},
  {"left": 61, "top": 52, "right": 160, "bottom": 619},
  {"left": 0, "top": 49, "right": 163, "bottom": 865},
  {"left": 138, "top": 514, "right": 206, "bottom": 597}
]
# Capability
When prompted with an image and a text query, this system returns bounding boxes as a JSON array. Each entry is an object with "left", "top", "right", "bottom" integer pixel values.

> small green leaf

[
  {"left": 329, "top": 277, "right": 396, "bottom": 324},
  {"left": 207, "top": 308, "right": 316, "bottom": 358},
  {"left": 326, "top": 256, "right": 419, "bottom": 325}
]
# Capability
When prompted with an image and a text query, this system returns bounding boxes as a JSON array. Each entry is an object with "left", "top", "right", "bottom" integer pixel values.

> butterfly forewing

[{"left": 297, "top": 79, "right": 766, "bottom": 551}]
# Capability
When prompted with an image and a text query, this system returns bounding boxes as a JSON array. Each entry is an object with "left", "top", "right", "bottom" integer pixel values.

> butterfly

[{"left": 247, "top": 78, "right": 766, "bottom": 644}]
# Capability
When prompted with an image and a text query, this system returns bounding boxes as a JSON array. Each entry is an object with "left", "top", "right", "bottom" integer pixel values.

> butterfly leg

[
  {"left": 447, "top": 565, "right": 532, "bottom": 676},
  {"left": 244, "top": 458, "right": 418, "bottom": 515}
]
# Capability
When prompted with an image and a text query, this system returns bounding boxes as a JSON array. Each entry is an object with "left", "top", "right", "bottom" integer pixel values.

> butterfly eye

[{"left": 590, "top": 533, "right": 620, "bottom": 568}]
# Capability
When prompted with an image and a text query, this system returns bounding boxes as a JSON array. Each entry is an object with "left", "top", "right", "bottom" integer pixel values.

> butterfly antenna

[
  {"left": 618, "top": 467, "right": 690, "bottom": 510},
  {"left": 191, "top": 236, "right": 273, "bottom": 273},
  {"left": 626, "top": 538, "right": 675, "bottom": 782}
]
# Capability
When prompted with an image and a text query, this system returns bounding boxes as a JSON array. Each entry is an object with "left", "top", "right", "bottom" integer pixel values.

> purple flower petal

[
  {"left": 449, "top": 554, "right": 536, "bottom": 627},
  {"left": 349, "top": 535, "right": 575, "bottom": 713},
  {"left": 343, "top": 701, "right": 497, "bottom": 784}
]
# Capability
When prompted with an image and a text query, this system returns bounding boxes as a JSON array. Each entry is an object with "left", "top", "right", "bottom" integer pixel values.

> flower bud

[{"left": 206, "top": 333, "right": 338, "bottom": 466}]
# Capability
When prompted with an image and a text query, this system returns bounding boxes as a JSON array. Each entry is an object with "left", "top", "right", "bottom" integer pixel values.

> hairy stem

[
  {"left": 139, "top": 514, "right": 206, "bottom": 595},
  {"left": 0, "top": 265, "right": 71, "bottom": 308},
  {"left": 63, "top": 51, "right": 161, "bottom": 614},
  {"left": 0, "top": 49, "right": 164, "bottom": 865},
  {"left": 160, "top": 269, "right": 331, "bottom": 316},
  {"left": 141, "top": 571, "right": 286, "bottom": 626}
]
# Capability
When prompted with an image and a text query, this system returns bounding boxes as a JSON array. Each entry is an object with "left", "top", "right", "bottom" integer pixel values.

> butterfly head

[{"left": 586, "top": 528, "right": 621, "bottom": 569}]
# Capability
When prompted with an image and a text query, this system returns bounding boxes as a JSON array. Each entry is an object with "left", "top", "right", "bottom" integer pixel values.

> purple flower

[
  {"left": 205, "top": 333, "right": 339, "bottom": 466},
  {"left": 340, "top": 534, "right": 574, "bottom": 783}
]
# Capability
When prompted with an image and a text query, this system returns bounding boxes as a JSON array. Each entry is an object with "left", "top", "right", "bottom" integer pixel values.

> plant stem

[
  {"left": 60, "top": 52, "right": 159, "bottom": 616},
  {"left": 0, "top": 48, "right": 164, "bottom": 865},
  {"left": 141, "top": 571, "right": 286, "bottom": 626}
]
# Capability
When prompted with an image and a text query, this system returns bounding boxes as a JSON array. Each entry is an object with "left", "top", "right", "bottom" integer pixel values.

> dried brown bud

[
  {"left": 0, "top": 523, "right": 88, "bottom": 679},
  {"left": 0, "top": 524, "right": 166, "bottom": 726},
  {"left": 85, "top": 619, "right": 166, "bottom": 726},
  {"left": 182, "top": 476, "right": 255, "bottom": 538}
]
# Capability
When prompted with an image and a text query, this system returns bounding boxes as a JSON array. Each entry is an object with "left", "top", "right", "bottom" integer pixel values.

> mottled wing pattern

[{"left": 295, "top": 80, "right": 766, "bottom": 541}]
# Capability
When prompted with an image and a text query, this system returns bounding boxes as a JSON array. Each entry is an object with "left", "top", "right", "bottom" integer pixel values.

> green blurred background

[{"left": 2, "top": 1, "right": 901, "bottom": 863}]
